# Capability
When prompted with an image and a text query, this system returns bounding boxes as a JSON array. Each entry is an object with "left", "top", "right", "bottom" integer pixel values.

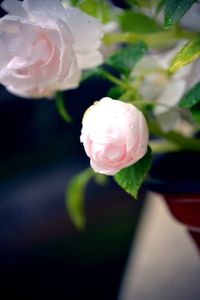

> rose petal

[
  {"left": 59, "top": 53, "right": 81, "bottom": 90},
  {"left": 76, "top": 51, "right": 103, "bottom": 70},
  {"left": 23, "top": 0, "right": 65, "bottom": 18},
  {"left": 64, "top": 7, "right": 104, "bottom": 54},
  {"left": 1, "top": 0, "right": 27, "bottom": 17},
  {"left": 90, "top": 159, "right": 119, "bottom": 176}
]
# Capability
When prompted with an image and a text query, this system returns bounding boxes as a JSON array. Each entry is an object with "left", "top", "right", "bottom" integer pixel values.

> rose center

[{"left": 106, "top": 145, "right": 125, "bottom": 161}]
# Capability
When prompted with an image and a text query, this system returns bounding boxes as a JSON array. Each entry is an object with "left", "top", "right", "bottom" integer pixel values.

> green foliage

[
  {"left": 155, "top": 0, "right": 166, "bottom": 15},
  {"left": 66, "top": 168, "right": 94, "bottom": 230},
  {"left": 191, "top": 103, "right": 200, "bottom": 125},
  {"left": 78, "top": 0, "right": 111, "bottom": 23},
  {"left": 179, "top": 81, "right": 200, "bottom": 126},
  {"left": 106, "top": 42, "right": 148, "bottom": 77},
  {"left": 179, "top": 81, "right": 200, "bottom": 108},
  {"left": 164, "top": 0, "right": 197, "bottom": 28},
  {"left": 114, "top": 147, "right": 152, "bottom": 199},
  {"left": 107, "top": 86, "right": 125, "bottom": 99},
  {"left": 81, "top": 68, "right": 104, "bottom": 82},
  {"left": 169, "top": 34, "right": 200, "bottom": 74},
  {"left": 55, "top": 92, "right": 72, "bottom": 122},
  {"left": 119, "top": 11, "right": 162, "bottom": 33},
  {"left": 69, "top": 0, "right": 80, "bottom": 6}
]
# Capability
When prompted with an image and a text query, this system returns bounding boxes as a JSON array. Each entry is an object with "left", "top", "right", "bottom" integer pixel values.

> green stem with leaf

[
  {"left": 148, "top": 119, "right": 200, "bottom": 152},
  {"left": 55, "top": 92, "right": 72, "bottom": 122},
  {"left": 104, "top": 26, "right": 194, "bottom": 48}
]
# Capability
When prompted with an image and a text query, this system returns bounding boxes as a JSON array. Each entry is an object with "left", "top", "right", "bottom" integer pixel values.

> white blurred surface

[{"left": 119, "top": 192, "right": 200, "bottom": 300}]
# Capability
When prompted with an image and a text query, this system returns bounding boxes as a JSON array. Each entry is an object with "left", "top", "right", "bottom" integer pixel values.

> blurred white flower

[
  {"left": 133, "top": 43, "right": 200, "bottom": 131},
  {"left": 100, "top": 20, "right": 120, "bottom": 58},
  {"left": 0, "top": 0, "right": 104, "bottom": 98},
  {"left": 61, "top": 0, "right": 69, "bottom": 9}
]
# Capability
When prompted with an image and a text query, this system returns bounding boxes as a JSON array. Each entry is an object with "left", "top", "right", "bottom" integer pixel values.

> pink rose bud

[
  {"left": 80, "top": 97, "right": 149, "bottom": 175},
  {"left": 0, "top": 0, "right": 104, "bottom": 98}
]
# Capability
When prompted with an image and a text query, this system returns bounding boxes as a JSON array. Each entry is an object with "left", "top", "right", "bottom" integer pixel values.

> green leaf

[
  {"left": 69, "top": 0, "right": 80, "bottom": 6},
  {"left": 66, "top": 168, "right": 94, "bottom": 230},
  {"left": 164, "top": 0, "right": 196, "bottom": 28},
  {"left": 155, "top": 0, "right": 166, "bottom": 16},
  {"left": 191, "top": 103, "right": 200, "bottom": 125},
  {"left": 78, "top": 0, "right": 111, "bottom": 23},
  {"left": 107, "top": 86, "right": 125, "bottom": 99},
  {"left": 119, "top": 11, "right": 162, "bottom": 34},
  {"left": 106, "top": 42, "right": 148, "bottom": 77},
  {"left": 55, "top": 92, "right": 72, "bottom": 122},
  {"left": 169, "top": 34, "right": 200, "bottom": 74},
  {"left": 114, "top": 147, "right": 152, "bottom": 199},
  {"left": 81, "top": 67, "right": 103, "bottom": 82},
  {"left": 179, "top": 81, "right": 200, "bottom": 108}
]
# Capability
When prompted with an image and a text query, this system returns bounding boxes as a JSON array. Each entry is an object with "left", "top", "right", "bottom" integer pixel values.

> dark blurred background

[
  {"left": 0, "top": 75, "right": 146, "bottom": 298},
  {"left": 0, "top": 72, "right": 146, "bottom": 299}
]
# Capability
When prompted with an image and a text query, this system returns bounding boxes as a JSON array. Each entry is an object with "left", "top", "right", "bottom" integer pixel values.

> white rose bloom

[
  {"left": 80, "top": 97, "right": 149, "bottom": 175},
  {"left": 133, "top": 43, "right": 200, "bottom": 131},
  {"left": 0, "top": 0, "right": 104, "bottom": 98}
]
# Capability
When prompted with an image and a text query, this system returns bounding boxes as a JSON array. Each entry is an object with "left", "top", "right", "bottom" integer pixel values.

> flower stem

[
  {"left": 150, "top": 140, "right": 181, "bottom": 153},
  {"left": 148, "top": 119, "right": 200, "bottom": 152},
  {"left": 99, "top": 69, "right": 125, "bottom": 87},
  {"left": 104, "top": 27, "right": 194, "bottom": 48},
  {"left": 100, "top": 69, "right": 139, "bottom": 99},
  {"left": 55, "top": 92, "right": 72, "bottom": 122}
]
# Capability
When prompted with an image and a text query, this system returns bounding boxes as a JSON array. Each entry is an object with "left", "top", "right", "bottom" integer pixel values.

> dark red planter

[
  {"left": 145, "top": 152, "right": 200, "bottom": 251},
  {"left": 164, "top": 193, "right": 200, "bottom": 249}
]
